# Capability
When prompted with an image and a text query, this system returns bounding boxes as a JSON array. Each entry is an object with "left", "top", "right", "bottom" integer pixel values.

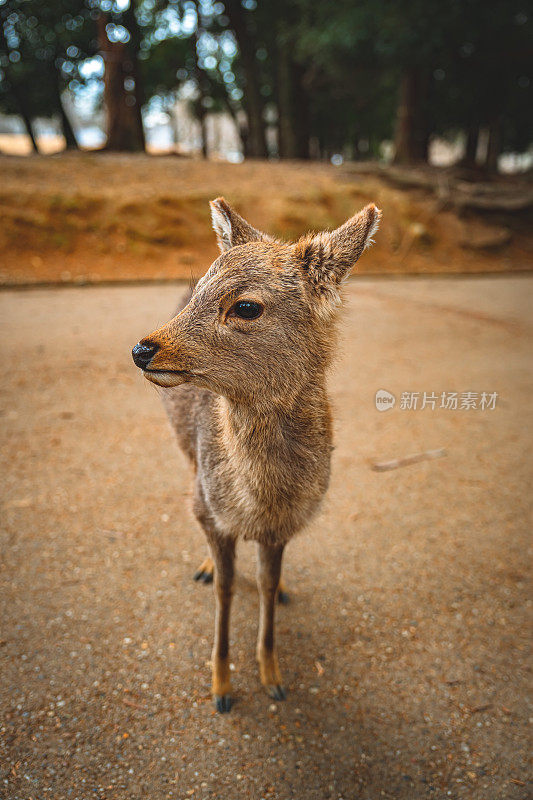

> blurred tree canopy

[
  {"left": 0, "top": 0, "right": 531, "bottom": 167},
  {"left": 0, "top": 0, "right": 96, "bottom": 149}
]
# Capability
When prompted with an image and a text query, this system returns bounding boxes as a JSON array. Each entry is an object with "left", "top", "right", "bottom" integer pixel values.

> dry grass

[{"left": 0, "top": 153, "right": 531, "bottom": 285}]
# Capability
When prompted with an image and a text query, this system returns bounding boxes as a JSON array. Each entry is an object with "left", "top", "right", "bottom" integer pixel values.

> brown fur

[{"left": 133, "top": 197, "right": 381, "bottom": 711}]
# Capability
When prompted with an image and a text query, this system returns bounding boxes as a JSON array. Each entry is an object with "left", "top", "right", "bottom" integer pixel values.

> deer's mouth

[{"left": 142, "top": 368, "right": 193, "bottom": 387}]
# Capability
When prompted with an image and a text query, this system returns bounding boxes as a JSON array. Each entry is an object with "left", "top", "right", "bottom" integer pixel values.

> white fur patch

[
  {"left": 210, "top": 201, "right": 232, "bottom": 252},
  {"left": 363, "top": 206, "right": 382, "bottom": 250},
  {"left": 143, "top": 370, "right": 187, "bottom": 388}
]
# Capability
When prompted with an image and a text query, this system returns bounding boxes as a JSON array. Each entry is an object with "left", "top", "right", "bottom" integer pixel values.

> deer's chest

[{"left": 197, "top": 427, "right": 331, "bottom": 544}]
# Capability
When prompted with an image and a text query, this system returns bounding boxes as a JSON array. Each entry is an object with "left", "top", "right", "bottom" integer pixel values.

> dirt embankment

[{"left": 1, "top": 154, "right": 531, "bottom": 285}]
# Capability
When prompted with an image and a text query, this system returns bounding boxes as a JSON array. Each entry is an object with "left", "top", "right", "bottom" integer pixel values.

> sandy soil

[
  {"left": 1, "top": 276, "right": 531, "bottom": 799},
  {"left": 1, "top": 154, "right": 531, "bottom": 286}
]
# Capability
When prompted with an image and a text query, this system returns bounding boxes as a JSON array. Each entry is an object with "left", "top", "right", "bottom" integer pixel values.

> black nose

[{"left": 132, "top": 341, "right": 159, "bottom": 369}]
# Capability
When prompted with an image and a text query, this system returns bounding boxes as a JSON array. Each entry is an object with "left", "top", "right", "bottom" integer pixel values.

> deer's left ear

[
  {"left": 210, "top": 197, "right": 273, "bottom": 253},
  {"left": 294, "top": 203, "right": 381, "bottom": 310}
]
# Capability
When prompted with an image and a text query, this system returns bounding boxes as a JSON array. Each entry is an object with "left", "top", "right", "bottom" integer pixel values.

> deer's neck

[{"left": 217, "top": 379, "right": 331, "bottom": 461}]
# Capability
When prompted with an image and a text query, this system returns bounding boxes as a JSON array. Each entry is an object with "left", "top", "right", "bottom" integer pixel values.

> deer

[{"left": 131, "top": 197, "right": 380, "bottom": 712}]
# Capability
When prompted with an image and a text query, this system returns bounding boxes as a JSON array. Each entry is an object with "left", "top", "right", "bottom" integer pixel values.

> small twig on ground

[
  {"left": 469, "top": 703, "right": 492, "bottom": 713},
  {"left": 122, "top": 698, "right": 147, "bottom": 710},
  {"left": 371, "top": 448, "right": 446, "bottom": 472},
  {"left": 96, "top": 528, "right": 125, "bottom": 539}
]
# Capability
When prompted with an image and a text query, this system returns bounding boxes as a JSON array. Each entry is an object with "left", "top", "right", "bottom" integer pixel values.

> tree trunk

[
  {"left": 462, "top": 124, "right": 479, "bottom": 166},
  {"left": 198, "top": 105, "right": 209, "bottom": 159},
  {"left": 0, "top": 26, "right": 38, "bottom": 152},
  {"left": 223, "top": 0, "right": 267, "bottom": 158},
  {"left": 277, "top": 38, "right": 296, "bottom": 158},
  {"left": 56, "top": 85, "right": 78, "bottom": 149},
  {"left": 485, "top": 117, "right": 502, "bottom": 173},
  {"left": 98, "top": 14, "right": 145, "bottom": 152},
  {"left": 169, "top": 102, "right": 179, "bottom": 147},
  {"left": 12, "top": 83, "right": 38, "bottom": 152},
  {"left": 190, "top": 26, "right": 209, "bottom": 159},
  {"left": 47, "top": 63, "right": 78, "bottom": 150},
  {"left": 394, "top": 68, "right": 430, "bottom": 164},
  {"left": 309, "top": 135, "right": 320, "bottom": 160},
  {"left": 21, "top": 108, "right": 38, "bottom": 152},
  {"left": 276, "top": 41, "right": 309, "bottom": 159},
  {"left": 122, "top": 2, "right": 146, "bottom": 145},
  {"left": 292, "top": 62, "right": 310, "bottom": 159}
]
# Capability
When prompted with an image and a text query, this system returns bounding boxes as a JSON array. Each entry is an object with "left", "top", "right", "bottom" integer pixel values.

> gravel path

[{"left": 1, "top": 276, "right": 531, "bottom": 799}]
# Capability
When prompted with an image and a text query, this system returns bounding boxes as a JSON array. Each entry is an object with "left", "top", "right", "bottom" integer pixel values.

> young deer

[{"left": 132, "top": 198, "right": 380, "bottom": 712}]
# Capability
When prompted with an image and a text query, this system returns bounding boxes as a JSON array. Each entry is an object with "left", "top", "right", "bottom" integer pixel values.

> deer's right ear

[
  {"left": 294, "top": 203, "right": 381, "bottom": 316},
  {"left": 210, "top": 197, "right": 272, "bottom": 253}
]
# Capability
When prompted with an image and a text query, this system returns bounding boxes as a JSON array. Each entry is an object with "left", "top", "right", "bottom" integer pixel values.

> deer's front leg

[
  {"left": 256, "top": 543, "right": 286, "bottom": 700},
  {"left": 207, "top": 532, "right": 235, "bottom": 713}
]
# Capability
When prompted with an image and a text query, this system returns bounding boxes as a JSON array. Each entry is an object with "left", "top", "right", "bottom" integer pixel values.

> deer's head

[{"left": 132, "top": 198, "right": 380, "bottom": 406}]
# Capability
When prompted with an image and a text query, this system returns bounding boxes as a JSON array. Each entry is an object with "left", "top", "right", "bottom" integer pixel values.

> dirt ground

[
  {"left": 1, "top": 154, "right": 531, "bottom": 286},
  {"left": 1, "top": 276, "right": 531, "bottom": 799}
]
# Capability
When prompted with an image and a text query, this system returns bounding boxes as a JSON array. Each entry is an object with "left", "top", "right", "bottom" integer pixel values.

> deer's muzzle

[{"left": 132, "top": 340, "right": 159, "bottom": 369}]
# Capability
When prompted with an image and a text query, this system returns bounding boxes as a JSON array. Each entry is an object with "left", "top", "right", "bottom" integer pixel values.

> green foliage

[
  {"left": 292, "top": 0, "right": 532, "bottom": 157},
  {"left": 0, "top": 0, "right": 531, "bottom": 161},
  {"left": 0, "top": 0, "right": 97, "bottom": 116},
  {"left": 427, "top": 0, "right": 532, "bottom": 153}
]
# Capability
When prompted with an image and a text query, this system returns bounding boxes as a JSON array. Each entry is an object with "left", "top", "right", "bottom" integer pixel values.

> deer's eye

[{"left": 232, "top": 300, "right": 263, "bottom": 320}]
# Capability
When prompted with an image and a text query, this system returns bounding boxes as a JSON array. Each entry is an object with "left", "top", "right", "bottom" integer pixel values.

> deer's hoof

[
  {"left": 277, "top": 589, "right": 290, "bottom": 605},
  {"left": 193, "top": 570, "right": 213, "bottom": 584},
  {"left": 267, "top": 684, "right": 286, "bottom": 701},
  {"left": 193, "top": 558, "right": 214, "bottom": 583},
  {"left": 214, "top": 694, "right": 232, "bottom": 713}
]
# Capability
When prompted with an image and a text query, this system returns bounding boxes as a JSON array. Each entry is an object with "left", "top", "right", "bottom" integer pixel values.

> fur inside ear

[
  {"left": 294, "top": 203, "right": 381, "bottom": 310},
  {"left": 209, "top": 197, "right": 273, "bottom": 253}
]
